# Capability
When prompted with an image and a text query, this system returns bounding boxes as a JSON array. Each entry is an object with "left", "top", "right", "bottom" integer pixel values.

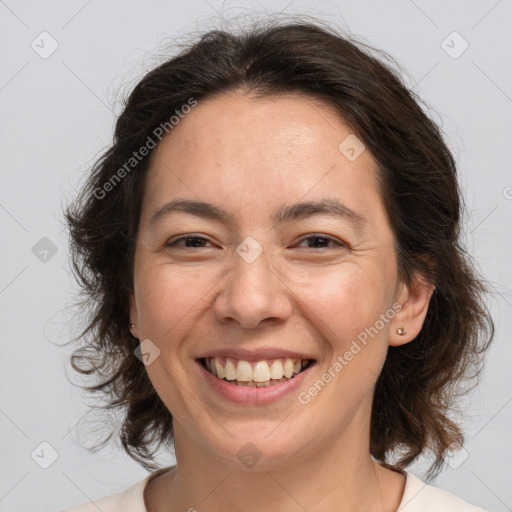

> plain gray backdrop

[{"left": 1, "top": 1, "right": 511, "bottom": 511}]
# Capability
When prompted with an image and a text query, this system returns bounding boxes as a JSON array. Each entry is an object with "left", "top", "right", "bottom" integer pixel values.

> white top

[{"left": 61, "top": 466, "right": 488, "bottom": 512}]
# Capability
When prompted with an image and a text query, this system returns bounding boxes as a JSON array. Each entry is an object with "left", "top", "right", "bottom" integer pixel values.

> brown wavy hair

[{"left": 64, "top": 14, "right": 494, "bottom": 478}]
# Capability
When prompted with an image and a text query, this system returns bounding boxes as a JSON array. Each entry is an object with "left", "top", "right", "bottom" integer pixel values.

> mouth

[{"left": 197, "top": 356, "right": 316, "bottom": 387}]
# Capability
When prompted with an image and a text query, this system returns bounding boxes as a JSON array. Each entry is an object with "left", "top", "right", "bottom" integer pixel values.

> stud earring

[
  {"left": 130, "top": 323, "right": 135, "bottom": 330},
  {"left": 396, "top": 327, "right": 406, "bottom": 335}
]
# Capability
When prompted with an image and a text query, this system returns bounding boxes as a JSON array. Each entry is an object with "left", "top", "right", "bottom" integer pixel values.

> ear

[
  {"left": 389, "top": 271, "right": 436, "bottom": 347},
  {"left": 129, "top": 291, "right": 140, "bottom": 339}
]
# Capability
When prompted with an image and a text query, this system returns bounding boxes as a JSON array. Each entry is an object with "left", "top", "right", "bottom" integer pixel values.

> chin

[{"left": 202, "top": 428, "right": 306, "bottom": 470}]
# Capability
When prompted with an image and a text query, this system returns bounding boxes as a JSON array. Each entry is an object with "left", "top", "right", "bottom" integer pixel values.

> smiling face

[{"left": 129, "top": 91, "right": 432, "bottom": 471}]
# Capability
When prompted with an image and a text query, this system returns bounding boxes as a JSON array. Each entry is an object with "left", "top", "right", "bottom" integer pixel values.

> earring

[
  {"left": 396, "top": 327, "right": 406, "bottom": 336},
  {"left": 130, "top": 323, "right": 135, "bottom": 330}
]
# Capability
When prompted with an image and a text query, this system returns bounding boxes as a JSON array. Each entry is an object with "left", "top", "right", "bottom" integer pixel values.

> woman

[{"left": 62, "top": 15, "right": 494, "bottom": 512}]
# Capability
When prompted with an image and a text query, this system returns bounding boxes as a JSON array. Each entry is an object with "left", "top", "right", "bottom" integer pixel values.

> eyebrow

[{"left": 148, "top": 197, "right": 367, "bottom": 230}]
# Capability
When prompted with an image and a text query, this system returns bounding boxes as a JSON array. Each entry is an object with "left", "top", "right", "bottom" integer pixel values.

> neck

[{"left": 146, "top": 430, "right": 405, "bottom": 512}]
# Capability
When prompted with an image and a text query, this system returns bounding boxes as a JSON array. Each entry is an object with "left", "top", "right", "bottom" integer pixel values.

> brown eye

[
  {"left": 166, "top": 235, "right": 213, "bottom": 248},
  {"left": 295, "top": 234, "right": 347, "bottom": 249}
]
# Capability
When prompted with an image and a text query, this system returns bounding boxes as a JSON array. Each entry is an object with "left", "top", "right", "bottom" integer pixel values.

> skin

[{"left": 129, "top": 91, "right": 435, "bottom": 512}]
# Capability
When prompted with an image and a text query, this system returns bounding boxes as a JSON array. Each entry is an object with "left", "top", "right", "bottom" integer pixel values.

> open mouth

[{"left": 197, "top": 356, "right": 316, "bottom": 387}]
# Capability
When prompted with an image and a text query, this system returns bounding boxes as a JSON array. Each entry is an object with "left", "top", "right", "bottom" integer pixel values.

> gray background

[{"left": 1, "top": 1, "right": 511, "bottom": 511}]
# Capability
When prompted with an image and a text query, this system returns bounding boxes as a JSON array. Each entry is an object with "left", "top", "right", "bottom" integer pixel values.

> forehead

[
  {"left": 156, "top": 91, "right": 358, "bottom": 158},
  {"left": 141, "top": 91, "right": 384, "bottom": 230}
]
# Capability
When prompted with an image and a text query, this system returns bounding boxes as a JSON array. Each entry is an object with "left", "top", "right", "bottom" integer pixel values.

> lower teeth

[{"left": 230, "top": 377, "right": 291, "bottom": 387}]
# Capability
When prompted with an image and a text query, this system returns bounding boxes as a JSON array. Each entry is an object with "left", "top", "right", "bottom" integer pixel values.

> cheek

[
  {"left": 134, "top": 262, "right": 221, "bottom": 341},
  {"left": 294, "top": 266, "right": 394, "bottom": 418},
  {"left": 289, "top": 262, "right": 392, "bottom": 348}
]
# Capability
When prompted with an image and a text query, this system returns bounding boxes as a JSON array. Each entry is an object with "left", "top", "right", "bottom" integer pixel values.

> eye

[
  {"left": 164, "top": 233, "right": 348, "bottom": 250},
  {"left": 166, "top": 235, "right": 214, "bottom": 248},
  {"left": 294, "top": 234, "right": 348, "bottom": 249}
]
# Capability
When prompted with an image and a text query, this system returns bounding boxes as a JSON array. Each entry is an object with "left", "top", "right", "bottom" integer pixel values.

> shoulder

[
  {"left": 61, "top": 490, "right": 124, "bottom": 512},
  {"left": 60, "top": 467, "right": 173, "bottom": 512},
  {"left": 398, "top": 471, "right": 488, "bottom": 512}
]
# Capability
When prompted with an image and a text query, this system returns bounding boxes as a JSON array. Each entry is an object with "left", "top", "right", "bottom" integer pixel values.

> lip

[
  {"left": 196, "top": 358, "right": 316, "bottom": 404},
  {"left": 195, "top": 347, "right": 317, "bottom": 362}
]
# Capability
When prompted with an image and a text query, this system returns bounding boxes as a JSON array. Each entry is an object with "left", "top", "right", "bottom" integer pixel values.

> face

[{"left": 129, "top": 91, "right": 429, "bottom": 470}]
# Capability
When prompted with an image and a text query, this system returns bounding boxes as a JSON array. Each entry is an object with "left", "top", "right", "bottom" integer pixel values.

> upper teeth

[{"left": 205, "top": 357, "right": 309, "bottom": 382}]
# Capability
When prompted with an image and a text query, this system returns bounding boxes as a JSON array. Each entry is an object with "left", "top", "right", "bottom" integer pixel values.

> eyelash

[{"left": 165, "top": 233, "right": 347, "bottom": 250}]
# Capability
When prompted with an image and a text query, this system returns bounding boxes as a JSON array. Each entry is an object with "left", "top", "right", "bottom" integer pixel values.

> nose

[{"left": 211, "top": 246, "right": 293, "bottom": 329}]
